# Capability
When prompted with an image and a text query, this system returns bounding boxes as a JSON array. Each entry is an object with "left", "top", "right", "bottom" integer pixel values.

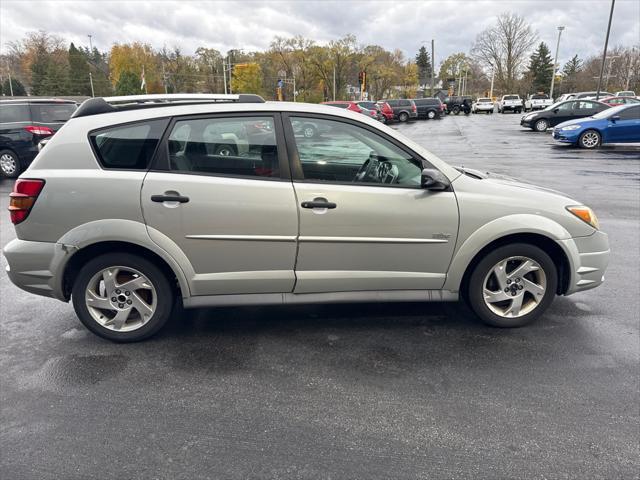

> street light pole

[
  {"left": 596, "top": 0, "right": 616, "bottom": 100},
  {"left": 88, "top": 34, "right": 93, "bottom": 52},
  {"left": 431, "top": 39, "right": 435, "bottom": 96},
  {"left": 549, "top": 26, "right": 565, "bottom": 100}
]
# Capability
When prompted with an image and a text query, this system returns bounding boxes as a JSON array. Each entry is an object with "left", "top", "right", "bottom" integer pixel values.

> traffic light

[{"left": 358, "top": 71, "right": 364, "bottom": 85}]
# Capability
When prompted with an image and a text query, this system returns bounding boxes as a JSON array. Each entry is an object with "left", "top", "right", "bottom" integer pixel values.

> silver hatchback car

[{"left": 3, "top": 94, "right": 609, "bottom": 342}]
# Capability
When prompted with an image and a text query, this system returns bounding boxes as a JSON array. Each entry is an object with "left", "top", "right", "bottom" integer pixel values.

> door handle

[
  {"left": 151, "top": 194, "right": 189, "bottom": 203},
  {"left": 301, "top": 200, "right": 337, "bottom": 209}
]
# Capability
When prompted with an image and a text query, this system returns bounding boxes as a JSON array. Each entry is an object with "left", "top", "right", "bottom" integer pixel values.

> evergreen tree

[
  {"left": 527, "top": 42, "right": 553, "bottom": 93},
  {"left": 561, "top": 55, "right": 583, "bottom": 93},
  {"left": 415, "top": 46, "right": 432, "bottom": 89},
  {"left": 115, "top": 71, "right": 140, "bottom": 95},
  {"left": 68, "top": 42, "right": 91, "bottom": 95},
  {"left": 30, "top": 45, "right": 50, "bottom": 95},
  {"left": 1, "top": 78, "right": 27, "bottom": 96}
]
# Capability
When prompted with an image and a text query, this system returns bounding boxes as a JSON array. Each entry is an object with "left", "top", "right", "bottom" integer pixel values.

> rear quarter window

[
  {"left": 90, "top": 119, "right": 167, "bottom": 170},
  {"left": 0, "top": 104, "right": 30, "bottom": 123}
]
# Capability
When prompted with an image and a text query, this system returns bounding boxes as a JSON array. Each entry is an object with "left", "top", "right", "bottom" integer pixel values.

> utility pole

[
  {"left": 625, "top": 47, "right": 636, "bottom": 90},
  {"left": 431, "top": 39, "right": 435, "bottom": 97},
  {"left": 332, "top": 66, "right": 336, "bottom": 101},
  {"left": 293, "top": 73, "right": 296, "bottom": 102},
  {"left": 489, "top": 66, "right": 495, "bottom": 99},
  {"left": 596, "top": 0, "right": 616, "bottom": 100},
  {"left": 228, "top": 57, "right": 233, "bottom": 94},
  {"left": 89, "top": 72, "right": 95, "bottom": 97},
  {"left": 549, "top": 26, "right": 565, "bottom": 100},
  {"left": 7, "top": 62, "right": 14, "bottom": 96},
  {"left": 88, "top": 34, "right": 93, "bottom": 52},
  {"left": 162, "top": 63, "right": 168, "bottom": 94},
  {"left": 463, "top": 68, "right": 468, "bottom": 96},
  {"left": 222, "top": 59, "right": 227, "bottom": 94}
]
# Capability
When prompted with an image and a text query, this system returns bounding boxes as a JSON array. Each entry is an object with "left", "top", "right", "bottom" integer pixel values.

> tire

[
  {"left": 398, "top": 112, "right": 409, "bottom": 122},
  {"left": 0, "top": 149, "right": 20, "bottom": 178},
  {"left": 302, "top": 124, "right": 318, "bottom": 138},
  {"left": 466, "top": 243, "right": 558, "bottom": 328},
  {"left": 214, "top": 144, "right": 237, "bottom": 156},
  {"left": 427, "top": 110, "right": 436, "bottom": 120},
  {"left": 452, "top": 106, "right": 460, "bottom": 115},
  {"left": 578, "top": 130, "right": 602, "bottom": 149},
  {"left": 71, "top": 253, "right": 174, "bottom": 342},
  {"left": 534, "top": 119, "right": 548, "bottom": 132}
]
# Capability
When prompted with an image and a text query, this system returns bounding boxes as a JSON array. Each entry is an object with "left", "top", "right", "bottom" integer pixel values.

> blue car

[{"left": 552, "top": 104, "right": 640, "bottom": 149}]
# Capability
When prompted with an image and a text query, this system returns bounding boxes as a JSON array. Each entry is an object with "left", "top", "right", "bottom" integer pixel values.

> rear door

[
  {"left": 141, "top": 113, "right": 299, "bottom": 297},
  {"left": 282, "top": 113, "right": 458, "bottom": 294}
]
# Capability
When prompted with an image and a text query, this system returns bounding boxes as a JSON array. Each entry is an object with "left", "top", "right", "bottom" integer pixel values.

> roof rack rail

[{"left": 72, "top": 93, "right": 265, "bottom": 118}]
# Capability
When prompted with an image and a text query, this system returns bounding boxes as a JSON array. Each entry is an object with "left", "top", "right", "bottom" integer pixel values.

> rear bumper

[
  {"left": 561, "top": 231, "right": 610, "bottom": 295},
  {"left": 3, "top": 239, "right": 70, "bottom": 301}
]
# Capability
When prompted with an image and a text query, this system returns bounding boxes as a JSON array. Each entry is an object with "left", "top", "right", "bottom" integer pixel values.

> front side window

[
  {"left": 557, "top": 101, "right": 574, "bottom": 111},
  {"left": 618, "top": 105, "right": 640, "bottom": 120},
  {"left": 289, "top": 116, "right": 423, "bottom": 187},
  {"left": 90, "top": 120, "right": 166, "bottom": 170},
  {"left": 167, "top": 116, "right": 279, "bottom": 178}
]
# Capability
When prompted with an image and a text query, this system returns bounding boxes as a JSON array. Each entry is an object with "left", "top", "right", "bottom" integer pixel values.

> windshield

[
  {"left": 30, "top": 103, "right": 77, "bottom": 123},
  {"left": 543, "top": 101, "right": 564, "bottom": 111}
]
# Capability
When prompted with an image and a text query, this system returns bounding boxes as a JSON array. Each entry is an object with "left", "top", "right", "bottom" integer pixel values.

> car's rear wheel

[
  {"left": 0, "top": 150, "right": 20, "bottom": 178},
  {"left": 427, "top": 110, "right": 436, "bottom": 119},
  {"left": 71, "top": 253, "right": 174, "bottom": 342},
  {"left": 534, "top": 119, "right": 548, "bottom": 132},
  {"left": 467, "top": 244, "right": 558, "bottom": 328},
  {"left": 398, "top": 112, "right": 409, "bottom": 122},
  {"left": 214, "top": 144, "right": 237, "bottom": 156},
  {"left": 452, "top": 106, "right": 460, "bottom": 115},
  {"left": 578, "top": 130, "right": 601, "bottom": 149}
]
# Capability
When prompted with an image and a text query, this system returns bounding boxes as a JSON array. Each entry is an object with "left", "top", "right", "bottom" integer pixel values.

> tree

[
  {"left": 472, "top": 12, "right": 538, "bottom": 93},
  {"left": 1, "top": 78, "right": 27, "bottom": 96},
  {"left": 415, "top": 46, "right": 432, "bottom": 90},
  {"left": 109, "top": 42, "right": 160, "bottom": 93},
  {"left": 561, "top": 54, "right": 583, "bottom": 93},
  {"left": 439, "top": 52, "right": 470, "bottom": 92},
  {"left": 231, "top": 63, "right": 263, "bottom": 95},
  {"left": 526, "top": 42, "right": 553, "bottom": 93},
  {"left": 68, "top": 42, "right": 91, "bottom": 96},
  {"left": 115, "top": 71, "right": 141, "bottom": 95}
]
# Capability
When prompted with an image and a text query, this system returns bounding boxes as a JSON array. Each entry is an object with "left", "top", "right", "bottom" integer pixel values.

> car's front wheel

[
  {"left": 534, "top": 119, "right": 548, "bottom": 132},
  {"left": 302, "top": 124, "right": 318, "bottom": 138},
  {"left": 467, "top": 243, "right": 558, "bottom": 328},
  {"left": 578, "top": 130, "right": 601, "bottom": 149},
  {"left": 0, "top": 150, "right": 20, "bottom": 178},
  {"left": 71, "top": 253, "right": 174, "bottom": 342}
]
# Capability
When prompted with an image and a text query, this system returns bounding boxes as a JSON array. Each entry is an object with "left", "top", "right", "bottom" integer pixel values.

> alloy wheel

[
  {"left": 85, "top": 266, "right": 157, "bottom": 332},
  {"left": 0, "top": 153, "right": 17, "bottom": 176},
  {"left": 482, "top": 256, "right": 547, "bottom": 318},
  {"left": 580, "top": 131, "right": 601, "bottom": 148},
  {"left": 535, "top": 119, "right": 548, "bottom": 132}
]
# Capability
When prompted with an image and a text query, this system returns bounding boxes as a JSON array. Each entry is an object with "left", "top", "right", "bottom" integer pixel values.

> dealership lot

[{"left": 1, "top": 112, "right": 638, "bottom": 479}]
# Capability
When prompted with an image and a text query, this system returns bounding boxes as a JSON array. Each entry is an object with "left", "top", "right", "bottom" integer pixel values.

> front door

[
  {"left": 141, "top": 114, "right": 298, "bottom": 296},
  {"left": 283, "top": 115, "right": 459, "bottom": 294},
  {"left": 606, "top": 105, "right": 640, "bottom": 143},
  {"left": 548, "top": 101, "right": 576, "bottom": 126}
]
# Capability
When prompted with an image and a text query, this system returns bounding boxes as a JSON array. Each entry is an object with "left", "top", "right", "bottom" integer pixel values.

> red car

[
  {"left": 321, "top": 101, "right": 379, "bottom": 120},
  {"left": 598, "top": 96, "right": 640, "bottom": 106},
  {"left": 375, "top": 101, "right": 395, "bottom": 123}
]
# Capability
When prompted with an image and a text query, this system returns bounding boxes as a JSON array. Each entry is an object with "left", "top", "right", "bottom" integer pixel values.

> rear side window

[
  {"left": 399, "top": 100, "right": 410, "bottom": 107},
  {"left": 90, "top": 120, "right": 166, "bottom": 170},
  {"left": 0, "top": 104, "right": 30, "bottom": 123},
  {"left": 30, "top": 103, "right": 77, "bottom": 123}
]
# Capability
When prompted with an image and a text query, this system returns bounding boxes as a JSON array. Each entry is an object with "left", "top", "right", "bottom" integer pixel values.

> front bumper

[
  {"left": 561, "top": 230, "right": 610, "bottom": 295},
  {"left": 552, "top": 129, "right": 579, "bottom": 143},
  {"left": 3, "top": 239, "right": 71, "bottom": 301}
]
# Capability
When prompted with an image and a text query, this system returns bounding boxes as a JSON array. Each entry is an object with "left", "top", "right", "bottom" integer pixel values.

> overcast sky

[{"left": 1, "top": 0, "right": 638, "bottom": 67}]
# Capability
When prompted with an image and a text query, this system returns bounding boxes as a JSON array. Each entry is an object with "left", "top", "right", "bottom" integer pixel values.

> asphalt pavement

[{"left": 1, "top": 111, "right": 638, "bottom": 479}]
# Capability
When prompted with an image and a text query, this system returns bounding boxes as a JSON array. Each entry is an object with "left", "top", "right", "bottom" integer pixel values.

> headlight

[
  {"left": 566, "top": 205, "right": 600, "bottom": 229},
  {"left": 561, "top": 125, "right": 581, "bottom": 131}
]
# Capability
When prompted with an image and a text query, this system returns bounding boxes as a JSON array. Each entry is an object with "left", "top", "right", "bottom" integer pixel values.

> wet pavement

[{"left": 1, "top": 112, "right": 639, "bottom": 479}]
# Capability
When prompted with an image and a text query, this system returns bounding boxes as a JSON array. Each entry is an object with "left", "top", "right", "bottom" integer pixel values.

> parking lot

[{"left": 1, "top": 112, "right": 638, "bottom": 479}]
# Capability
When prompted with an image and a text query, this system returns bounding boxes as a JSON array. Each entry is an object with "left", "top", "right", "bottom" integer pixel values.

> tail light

[
  {"left": 9, "top": 179, "right": 45, "bottom": 224},
  {"left": 24, "top": 126, "right": 54, "bottom": 136},
  {"left": 412, "top": 104, "right": 417, "bottom": 112}
]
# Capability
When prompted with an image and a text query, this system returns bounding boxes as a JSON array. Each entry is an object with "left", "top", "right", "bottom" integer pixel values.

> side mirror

[
  {"left": 611, "top": 115, "right": 620, "bottom": 122},
  {"left": 421, "top": 168, "right": 451, "bottom": 191},
  {"left": 553, "top": 108, "right": 559, "bottom": 113}
]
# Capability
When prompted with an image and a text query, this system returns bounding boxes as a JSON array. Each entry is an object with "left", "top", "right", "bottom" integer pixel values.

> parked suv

[
  {"left": 443, "top": 96, "right": 472, "bottom": 115},
  {"left": 0, "top": 99, "right": 77, "bottom": 177},
  {"left": 384, "top": 99, "right": 418, "bottom": 122},
  {"left": 412, "top": 98, "right": 444, "bottom": 119},
  {"left": 3, "top": 94, "right": 609, "bottom": 342}
]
